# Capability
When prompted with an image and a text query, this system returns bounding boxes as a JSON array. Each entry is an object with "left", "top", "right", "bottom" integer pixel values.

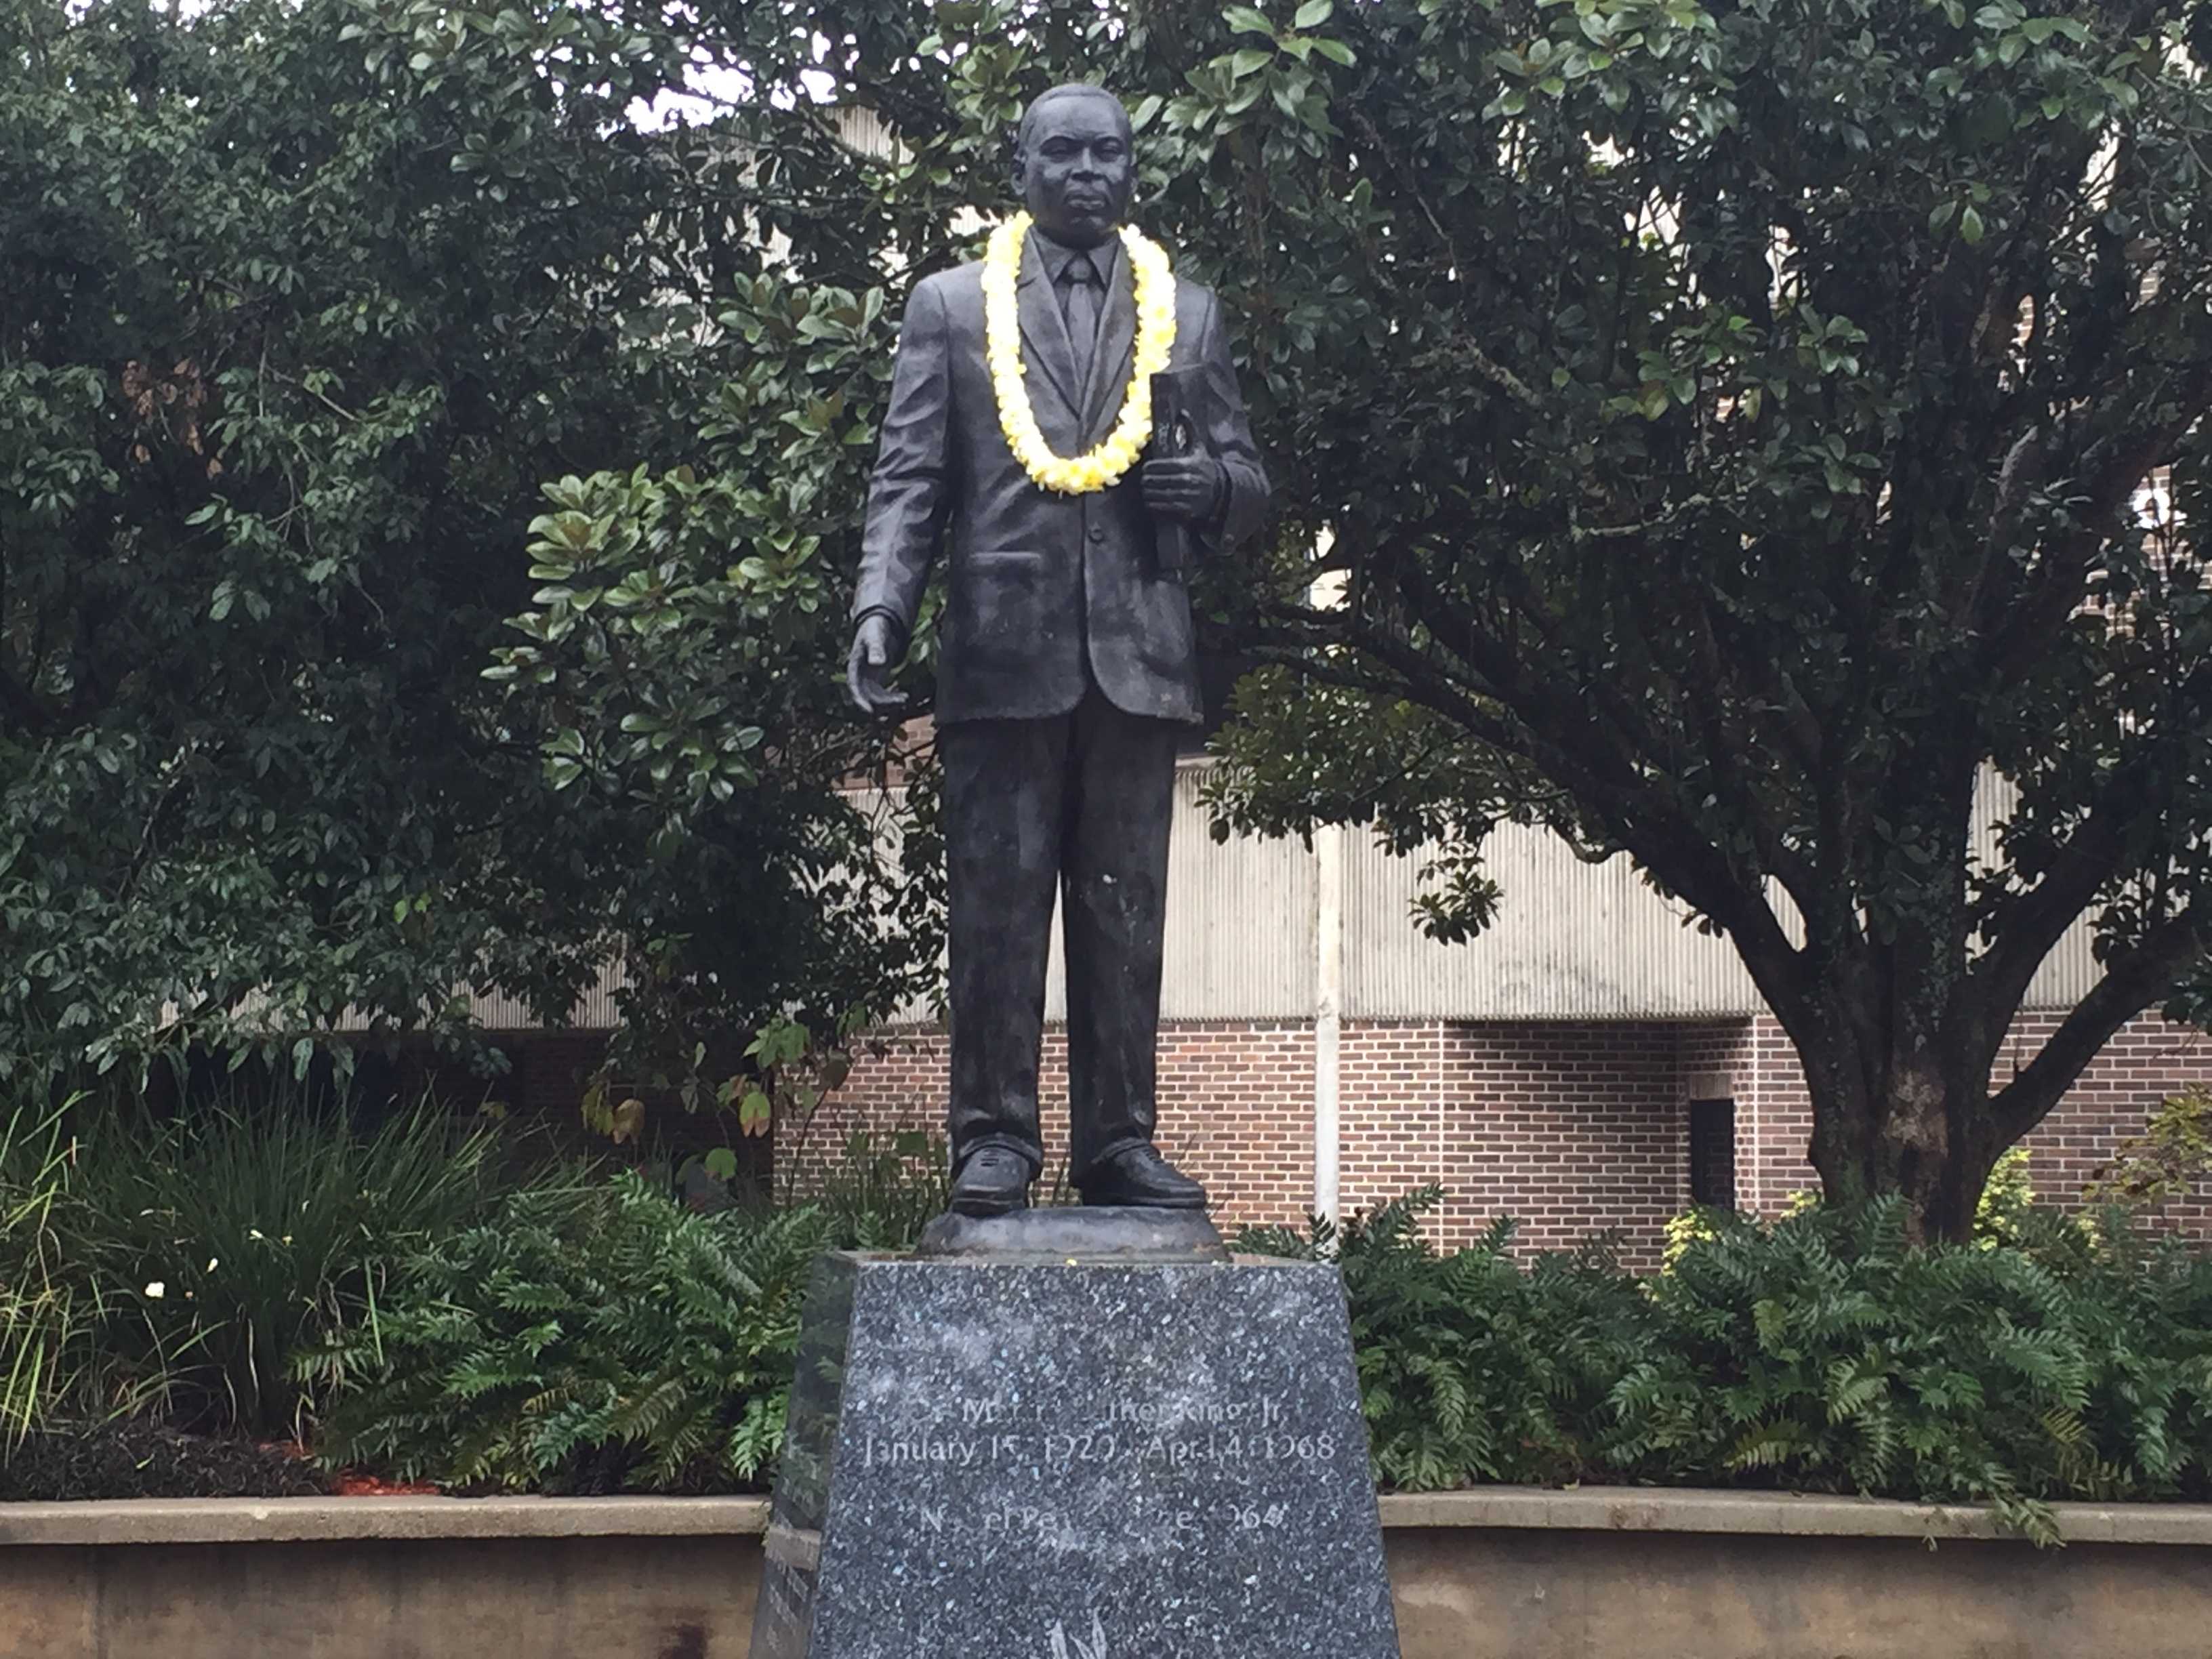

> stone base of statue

[{"left": 749, "top": 1223, "right": 1401, "bottom": 1659}]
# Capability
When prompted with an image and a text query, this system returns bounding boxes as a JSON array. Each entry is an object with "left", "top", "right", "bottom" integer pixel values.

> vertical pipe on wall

[
  {"left": 1307, "top": 546, "right": 1349, "bottom": 1228},
  {"left": 1314, "top": 820, "right": 1345, "bottom": 1225}
]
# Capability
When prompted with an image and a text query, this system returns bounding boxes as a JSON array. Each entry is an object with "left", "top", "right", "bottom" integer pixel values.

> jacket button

[{"left": 1088, "top": 526, "right": 1105, "bottom": 543}]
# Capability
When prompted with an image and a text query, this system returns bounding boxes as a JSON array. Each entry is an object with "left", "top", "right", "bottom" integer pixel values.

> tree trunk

[
  {"left": 1803, "top": 1054, "right": 1999, "bottom": 1244},
  {"left": 1789, "top": 912, "right": 2004, "bottom": 1246}
]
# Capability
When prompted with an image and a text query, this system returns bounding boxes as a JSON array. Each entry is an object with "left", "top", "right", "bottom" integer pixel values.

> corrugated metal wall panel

[
  {"left": 443, "top": 960, "right": 628, "bottom": 1033},
  {"left": 1344, "top": 823, "right": 1765, "bottom": 1020},
  {"left": 1967, "top": 771, "right": 2099, "bottom": 1009},
  {"left": 424, "top": 765, "right": 2116, "bottom": 1033}
]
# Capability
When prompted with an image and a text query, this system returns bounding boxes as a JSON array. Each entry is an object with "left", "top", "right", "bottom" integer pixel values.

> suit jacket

[{"left": 853, "top": 230, "right": 1270, "bottom": 726}]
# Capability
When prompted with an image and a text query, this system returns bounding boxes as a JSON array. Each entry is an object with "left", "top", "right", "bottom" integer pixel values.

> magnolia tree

[
  {"left": 0, "top": 0, "right": 937, "bottom": 1088},
  {"left": 476, "top": 0, "right": 2212, "bottom": 1237},
  {"left": 1178, "top": 0, "right": 2212, "bottom": 1239}
]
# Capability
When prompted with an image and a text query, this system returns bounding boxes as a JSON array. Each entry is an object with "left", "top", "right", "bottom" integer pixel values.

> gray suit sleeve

[
  {"left": 1197, "top": 288, "right": 1271, "bottom": 551},
  {"left": 853, "top": 276, "right": 952, "bottom": 638}
]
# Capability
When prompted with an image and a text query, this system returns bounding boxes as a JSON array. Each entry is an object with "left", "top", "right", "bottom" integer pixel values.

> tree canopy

[
  {"left": 0, "top": 0, "right": 933, "bottom": 1089},
  {"left": 1181, "top": 0, "right": 2212, "bottom": 1238},
  {"left": 13, "top": 0, "right": 2212, "bottom": 1238}
]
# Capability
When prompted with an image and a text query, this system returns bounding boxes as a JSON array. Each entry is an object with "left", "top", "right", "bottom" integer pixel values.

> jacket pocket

[{"left": 945, "top": 548, "right": 1062, "bottom": 674}]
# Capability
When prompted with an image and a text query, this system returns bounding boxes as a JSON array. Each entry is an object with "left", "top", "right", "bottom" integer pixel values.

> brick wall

[
  {"left": 1337, "top": 1022, "right": 1689, "bottom": 1263},
  {"left": 813, "top": 1017, "right": 1697, "bottom": 1268},
  {"left": 792, "top": 1021, "right": 1315, "bottom": 1231},
  {"left": 798, "top": 1009, "right": 2212, "bottom": 1269}
]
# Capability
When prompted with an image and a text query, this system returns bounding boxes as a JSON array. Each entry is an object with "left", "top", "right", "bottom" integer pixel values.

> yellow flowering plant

[{"left": 981, "top": 210, "right": 1175, "bottom": 495}]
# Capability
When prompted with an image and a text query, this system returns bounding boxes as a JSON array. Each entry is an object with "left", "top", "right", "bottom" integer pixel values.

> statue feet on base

[
  {"left": 947, "top": 1144, "right": 1034, "bottom": 1216},
  {"left": 1076, "top": 1144, "right": 1207, "bottom": 1209}
]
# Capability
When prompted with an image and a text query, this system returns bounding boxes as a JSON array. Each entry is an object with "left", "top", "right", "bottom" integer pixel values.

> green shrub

[
  {"left": 62, "top": 1094, "right": 503, "bottom": 1435},
  {"left": 1610, "top": 1200, "right": 2212, "bottom": 1539},
  {"left": 1974, "top": 1147, "right": 2039, "bottom": 1248},
  {"left": 1239, "top": 1189, "right": 1659, "bottom": 1490},
  {"left": 2086, "top": 1086, "right": 2212, "bottom": 1208},
  {"left": 306, "top": 1172, "right": 832, "bottom": 1492},
  {"left": 1244, "top": 1193, "right": 2212, "bottom": 1537}
]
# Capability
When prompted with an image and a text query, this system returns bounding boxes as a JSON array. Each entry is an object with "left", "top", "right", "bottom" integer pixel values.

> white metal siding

[
  {"left": 1343, "top": 822, "right": 1766, "bottom": 1020},
  {"left": 428, "top": 764, "right": 2111, "bottom": 1032}
]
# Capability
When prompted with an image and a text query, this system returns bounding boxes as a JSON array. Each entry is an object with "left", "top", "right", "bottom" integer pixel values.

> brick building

[{"left": 767, "top": 764, "right": 2212, "bottom": 1270}]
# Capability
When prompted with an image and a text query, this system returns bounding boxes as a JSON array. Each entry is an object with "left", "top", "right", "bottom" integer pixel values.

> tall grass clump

[
  {"left": 63, "top": 1090, "right": 503, "bottom": 1435},
  {"left": 0, "top": 1097, "right": 80, "bottom": 1445}
]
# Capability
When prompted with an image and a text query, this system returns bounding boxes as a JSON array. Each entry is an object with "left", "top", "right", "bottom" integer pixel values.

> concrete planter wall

[{"left": 1, "top": 1486, "right": 2207, "bottom": 1659}]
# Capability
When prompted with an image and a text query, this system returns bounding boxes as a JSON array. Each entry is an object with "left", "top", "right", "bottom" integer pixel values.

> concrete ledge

[
  {"left": 0, "top": 1493, "right": 773, "bottom": 1547},
  {"left": 3, "top": 1485, "right": 2211, "bottom": 1658},
  {"left": 5, "top": 1483, "right": 2209, "bottom": 1549},
  {"left": 1378, "top": 1484, "right": 2212, "bottom": 1545}
]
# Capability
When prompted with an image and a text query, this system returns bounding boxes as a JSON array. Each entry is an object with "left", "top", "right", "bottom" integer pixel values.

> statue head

[{"left": 1011, "top": 83, "right": 1135, "bottom": 251}]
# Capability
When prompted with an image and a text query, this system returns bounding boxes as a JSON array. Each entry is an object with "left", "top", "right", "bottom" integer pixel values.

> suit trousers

[{"left": 939, "top": 685, "right": 1183, "bottom": 1183}]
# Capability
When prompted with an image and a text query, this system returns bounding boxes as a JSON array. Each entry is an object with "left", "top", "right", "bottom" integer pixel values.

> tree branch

[{"left": 1988, "top": 903, "right": 2212, "bottom": 1145}]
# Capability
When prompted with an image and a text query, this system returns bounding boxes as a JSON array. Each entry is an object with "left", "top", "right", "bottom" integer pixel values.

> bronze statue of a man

[{"left": 848, "top": 83, "right": 1270, "bottom": 1218}]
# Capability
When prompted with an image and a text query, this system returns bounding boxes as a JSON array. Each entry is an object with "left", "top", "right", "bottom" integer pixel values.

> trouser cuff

[
  {"left": 952, "top": 1132, "right": 1043, "bottom": 1181},
  {"left": 1070, "top": 1132, "right": 1149, "bottom": 1185}
]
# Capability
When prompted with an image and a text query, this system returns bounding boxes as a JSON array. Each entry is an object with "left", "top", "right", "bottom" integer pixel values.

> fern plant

[
  {"left": 1610, "top": 1199, "right": 2212, "bottom": 1538},
  {"left": 1240, "top": 1189, "right": 1657, "bottom": 1491},
  {"left": 1243, "top": 1189, "right": 2212, "bottom": 1536},
  {"left": 305, "top": 1172, "right": 834, "bottom": 1492}
]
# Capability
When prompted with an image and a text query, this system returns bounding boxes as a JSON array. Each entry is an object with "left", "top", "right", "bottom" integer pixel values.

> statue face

[{"left": 1015, "top": 90, "right": 1134, "bottom": 249}]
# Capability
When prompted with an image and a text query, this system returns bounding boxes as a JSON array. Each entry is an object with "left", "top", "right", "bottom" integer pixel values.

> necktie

[{"left": 1061, "top": 252, "right": 1101, "bottom": 399}]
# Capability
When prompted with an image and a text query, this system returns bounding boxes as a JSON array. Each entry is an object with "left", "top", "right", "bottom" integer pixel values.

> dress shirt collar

[{"left": 1029, "top": 226, "right": 1120, "bottom": 291}]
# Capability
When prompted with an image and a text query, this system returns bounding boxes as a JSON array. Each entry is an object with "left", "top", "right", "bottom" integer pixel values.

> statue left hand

[{"left": 1142, "top": 455, "right": 1224, "bottom": 524}]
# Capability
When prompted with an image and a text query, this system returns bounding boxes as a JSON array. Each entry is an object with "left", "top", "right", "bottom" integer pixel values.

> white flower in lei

[{"left": 981, "top": 210, "right": 1176, "bottom": 495}]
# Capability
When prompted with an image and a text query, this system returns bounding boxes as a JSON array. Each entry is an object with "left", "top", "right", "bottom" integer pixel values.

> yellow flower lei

[{"left": 981, "top": 210, "right": 1176, "bottom": 495}]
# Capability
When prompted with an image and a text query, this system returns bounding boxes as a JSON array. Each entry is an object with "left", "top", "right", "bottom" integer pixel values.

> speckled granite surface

[{"left": 751, "top": 1253, "right": 1399, "bottom": 1659}]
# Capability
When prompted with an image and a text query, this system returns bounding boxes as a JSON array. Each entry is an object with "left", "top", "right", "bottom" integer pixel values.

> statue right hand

[{"left": 846, "top": 615, "right": 909, "bottom": 714}]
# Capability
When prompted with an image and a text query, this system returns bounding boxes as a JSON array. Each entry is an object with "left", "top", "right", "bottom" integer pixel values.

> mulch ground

[{"left": 0, "top": 1422, "right": 395, "bottom": 1501}]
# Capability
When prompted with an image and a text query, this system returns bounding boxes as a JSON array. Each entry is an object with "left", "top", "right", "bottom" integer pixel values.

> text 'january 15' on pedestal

[{"left": 750, "top": 1250, "right": 1401, "bottom": 1659}]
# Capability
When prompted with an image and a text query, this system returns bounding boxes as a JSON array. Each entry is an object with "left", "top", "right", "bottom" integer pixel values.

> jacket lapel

[
  {"left": 1080, "top": 247, "right": 1139, "bottom": 447},
  {"left": 1014, "top": 234, "right": 1082, "bottom": 428}
]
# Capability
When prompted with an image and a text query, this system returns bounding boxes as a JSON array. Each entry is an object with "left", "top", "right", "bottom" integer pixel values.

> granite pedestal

[{"left": 750, "top": 1242, "right": 1400, "bottom": 1659}]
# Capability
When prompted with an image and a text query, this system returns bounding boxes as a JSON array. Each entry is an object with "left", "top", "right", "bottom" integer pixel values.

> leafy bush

[
  {"left": 1243, "top": 1191, "right": 1659, "bottom": 1490},
  {"left": 1610, "top": 1202, "right": 2212, "bottom": 1540},
  {"left": 306, "top": 1172, "right": 832, "bottom": 1493},
  {"left": 1246, "top": 1193, "right": 2212, "bottom": 1538},
  {"left": 61, "top": 1094, "right": 504, "bottom": 1435},
  {"left": 2087, "top": 1086, "right": 2212, "bottom": 1208}
]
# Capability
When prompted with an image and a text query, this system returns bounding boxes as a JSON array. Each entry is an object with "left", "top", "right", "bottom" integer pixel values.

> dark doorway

[{"left": 1687, "top": 1098, "right": 1738, "bottom": 1209}]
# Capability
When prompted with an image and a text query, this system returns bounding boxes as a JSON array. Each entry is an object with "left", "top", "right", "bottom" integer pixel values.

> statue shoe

[
  {"left": 947, "top": 1145, "right": 1034, "bottom": 1217},
  {"left": 1076, "top": 1145, "right": 1208, "bottom": 1210}
]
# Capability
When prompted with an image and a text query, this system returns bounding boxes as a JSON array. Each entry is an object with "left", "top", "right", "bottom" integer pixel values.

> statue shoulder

[{"left": 909, "top": 260, "right": 986, "bottom": 305}]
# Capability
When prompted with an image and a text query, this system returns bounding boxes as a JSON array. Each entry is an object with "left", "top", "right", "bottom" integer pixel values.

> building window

[{"left": 1688, "top": 1098, "right": 1737, "bottom": 1209}]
